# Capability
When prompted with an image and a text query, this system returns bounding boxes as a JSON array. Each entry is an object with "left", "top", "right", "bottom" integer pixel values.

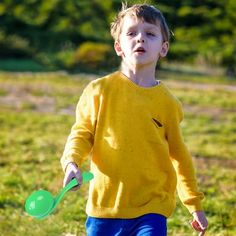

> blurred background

[
  {"left": 0, "top": 1, "right": 236, "bottom": 236},
  {"left": 0, "top": 0, "right": 235, "bottom": 75}
]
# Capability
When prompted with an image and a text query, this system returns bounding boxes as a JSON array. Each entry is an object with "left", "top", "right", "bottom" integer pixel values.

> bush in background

[
  {"left": 0, "top": 31, "right": 33, "bottom": 58},
  {"left": 73, "top": 42, "right": 119, "bottom": 72}
]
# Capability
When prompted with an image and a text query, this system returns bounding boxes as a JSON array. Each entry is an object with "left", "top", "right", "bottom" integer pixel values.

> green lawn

[{"left": 0, "top": 71, "right": 235, "bottom": 236}]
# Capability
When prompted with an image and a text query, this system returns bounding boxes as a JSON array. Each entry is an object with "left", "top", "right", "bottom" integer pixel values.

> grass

[
  {"left": 0, "top": 70, "right": 235, "bottom": 235},
  {"left": 0, "top": 59, "right": 48, "bottom": 72}
]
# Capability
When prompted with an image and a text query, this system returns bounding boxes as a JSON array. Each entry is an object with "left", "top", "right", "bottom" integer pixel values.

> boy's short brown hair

[{"left": 110, "top": 3, "right": 170, "bottom": 43}]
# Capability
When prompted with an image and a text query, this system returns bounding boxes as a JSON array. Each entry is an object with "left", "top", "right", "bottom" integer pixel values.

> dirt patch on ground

[
  {"left": 193, "top": 156, "right": 236, "bottom": 170},
  {"left": 183, "top": 104, "right": 236, "bottom": 119},
  {"left": 166, "top": 80, "right": 236, "bottom": 92},
  {"left": 0, "top": 93, "right": 55, "bottom": 112}
]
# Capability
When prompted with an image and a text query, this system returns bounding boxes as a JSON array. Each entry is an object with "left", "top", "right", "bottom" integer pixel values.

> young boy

[{"left": 61, "top": 4, "right": 208, "bottom": 236}]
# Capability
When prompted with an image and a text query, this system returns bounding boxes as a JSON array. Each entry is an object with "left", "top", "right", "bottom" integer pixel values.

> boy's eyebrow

[
  {"left": 145, "top": 25, "right": 160, "bottom": 31},
  {"left": 123, "top": 26, "right": 137, "bottom": 32},
  {"left": 125, "top": 25, "right": 136, "bottom": 30},
  {"left": 144, "top": 21, "right": 161, "bottom": 29}
]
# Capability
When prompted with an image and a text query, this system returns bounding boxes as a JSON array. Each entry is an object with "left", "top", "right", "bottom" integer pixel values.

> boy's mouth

[{"left": 134, "top": 47, "right": 146, "bottom": 53}]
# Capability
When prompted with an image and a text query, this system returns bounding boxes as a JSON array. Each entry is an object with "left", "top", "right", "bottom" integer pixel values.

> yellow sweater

[{"left": 61, "top": 71, "right": 204, "bottom": 218}]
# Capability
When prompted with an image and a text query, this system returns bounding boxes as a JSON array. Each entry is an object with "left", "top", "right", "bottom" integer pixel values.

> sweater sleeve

[
  {"left": 60, "top": 82, "right": 98, "bottom": 172},
  {"left": 166, "top": 100, "right": 204, "bottom": 213}
]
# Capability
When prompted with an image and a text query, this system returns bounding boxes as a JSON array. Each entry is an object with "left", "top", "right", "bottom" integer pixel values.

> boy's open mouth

[{"left": 134, "top": 47, "right": 146, "bottom": 53}]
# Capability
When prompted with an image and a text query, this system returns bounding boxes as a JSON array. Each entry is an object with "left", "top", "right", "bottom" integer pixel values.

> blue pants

[{"left": 85, "top": 213, "right": 167, "bottom": 236}]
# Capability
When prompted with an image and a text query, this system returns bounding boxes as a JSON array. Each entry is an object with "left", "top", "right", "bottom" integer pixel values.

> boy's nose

[
  {"left": 136, "top": 33, "right": 145, "bottom": 43},
  {"left": 137, "top": 38, "right": 144, "bottom": 43}
]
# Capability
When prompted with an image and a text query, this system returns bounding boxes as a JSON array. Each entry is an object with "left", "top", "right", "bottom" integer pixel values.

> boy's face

[{"left": 114, "top": 15, "right": 169, "bottom": 69}]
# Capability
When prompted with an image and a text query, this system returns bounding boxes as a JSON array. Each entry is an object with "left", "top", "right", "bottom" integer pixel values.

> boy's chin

[
  {"left": 122, "top": 57, "right": 156, "bottom": 69},
  {"left": 132, "top": 60, "right": 156, "bottom": 68}
]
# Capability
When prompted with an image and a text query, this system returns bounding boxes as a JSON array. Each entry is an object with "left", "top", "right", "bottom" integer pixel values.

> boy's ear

[
  {"left": 160, "top": 41, "right": 169, "bottom": 57},
  {"left": 114, "top": 41, "right": 123, "bottom": 57}
]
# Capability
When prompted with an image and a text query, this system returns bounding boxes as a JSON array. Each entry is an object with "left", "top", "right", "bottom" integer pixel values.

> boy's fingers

[
  {"left": 190, "top": 220, "right": 202, "bottom": 232},
  {"left": 74, "top": 170, "right": 83, "bottom": 185},
  {"left": 63, "top": 162, "right": 83, "bottom": 188},
  {"left": 190, "top": 220, "right": 207, "bottom": 236},
  {"left": 64, "top": 172, "right": 81, "bottom": 185},
  {"left": 69, "top": 163, "right": 82, "bottom": 184},
  {"left": 191, "top": 211, "right": 208, "bottom": 235},
  {"left": 70, "top": 182, "right": 81, "bottom": 191},
  {"left": 200, "top": 220, "right": 208, "bottom": 230},
  {"left": 197, "top": 217, "right": 208, "bottom": 230},
  {"left": 192, "top": 211, "right": 208, "bottom": 230},
  {"left": 63, "top": 175, "right": 81, "bottom": 190}
]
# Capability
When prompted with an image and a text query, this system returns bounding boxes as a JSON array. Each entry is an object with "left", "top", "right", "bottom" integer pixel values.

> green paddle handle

[
  {"left": 54, "top": 171, "right": 94, "bottom": 209},
  {"left": 82, "top": 171, "right": 94, "bottom": 183}
]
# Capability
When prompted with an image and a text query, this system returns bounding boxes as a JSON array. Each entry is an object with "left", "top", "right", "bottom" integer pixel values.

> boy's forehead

[{"left": 121, "top": 14, "right": 160, "bottom": 29}]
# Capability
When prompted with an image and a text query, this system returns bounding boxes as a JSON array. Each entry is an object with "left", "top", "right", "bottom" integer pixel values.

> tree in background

[
  {"left": 0, "top": 0, "right": 235, "bottom": 75},
  {"left": 162, "top": 0, "right": 236, "bottom": 75}
]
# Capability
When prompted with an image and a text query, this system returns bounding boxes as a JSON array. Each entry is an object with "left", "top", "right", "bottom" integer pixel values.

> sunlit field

[{"left": 0, "top": 71, "right": 235, "bottom": 236}]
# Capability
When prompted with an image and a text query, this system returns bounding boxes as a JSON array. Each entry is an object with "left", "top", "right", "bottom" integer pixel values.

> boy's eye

[
  {"left": 147, "top": 32, "right": 155, "bottom": 36},
  {"left": 127, "top": 31, "right": 136, "bottom": 36}
]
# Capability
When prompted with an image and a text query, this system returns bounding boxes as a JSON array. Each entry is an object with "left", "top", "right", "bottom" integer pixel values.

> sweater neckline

[{"left": 117, "top": 71, "right": 162, "bottom": 91}]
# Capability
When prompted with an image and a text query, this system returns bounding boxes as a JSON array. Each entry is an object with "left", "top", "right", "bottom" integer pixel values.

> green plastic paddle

[{"left": 25, "top": 171, "right": 94, "bottom": 219}]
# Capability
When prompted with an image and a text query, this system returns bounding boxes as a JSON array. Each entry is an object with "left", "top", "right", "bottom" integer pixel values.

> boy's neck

[{"left": 120, "top": 62, "right": 158, "bottom": 87}]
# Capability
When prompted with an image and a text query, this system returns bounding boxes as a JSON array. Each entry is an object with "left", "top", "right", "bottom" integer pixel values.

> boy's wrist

[
  {"left": 192, "top": 210, "right": 204, "bottom": 215},
  {"left": 65, "top": 161, "right": 78, "bottom": 172}
]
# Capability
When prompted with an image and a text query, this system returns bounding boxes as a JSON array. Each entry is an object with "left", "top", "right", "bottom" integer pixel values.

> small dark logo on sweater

[{"left": 152, "top": 118, "right": 163, "bottom": 128}]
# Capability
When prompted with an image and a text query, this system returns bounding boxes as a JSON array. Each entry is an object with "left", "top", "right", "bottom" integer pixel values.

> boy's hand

[
  {"left": 190, "top": 211, "right": 208, "bottom": 236},
  {"left": 63, "top": 162, "right": 82, "bottom": 191}
]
